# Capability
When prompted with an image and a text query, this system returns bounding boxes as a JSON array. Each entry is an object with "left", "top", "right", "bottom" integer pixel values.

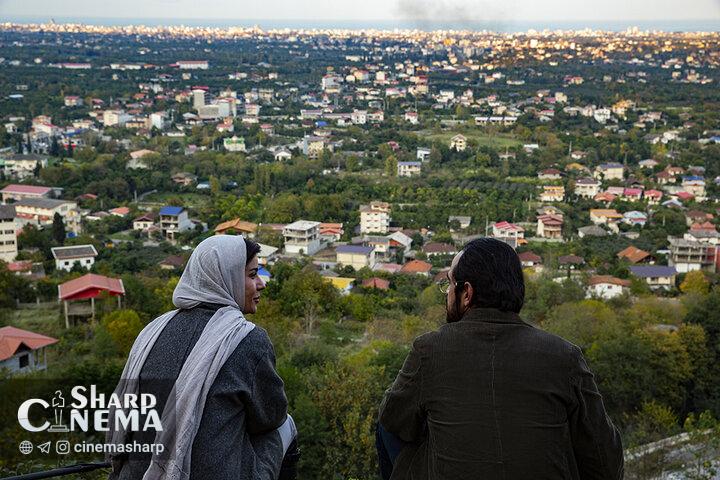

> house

[
  {"left": 109, "top": 207, "right": 130, "bottom": 217},
  {"left": 518, "top": 251, "right": 543, "bottom": 269},
  {"left": 58, "top": 273, "right": 125, "bottom": 326},
  {"left": 365, "top": 232, "right": 412, "bottom": 261},
  {"left": 448, "top": 216, "right": 472, "bottom": 230},
  {"left": 590, "top": 209, "right": 623, "bottom": 226},
  {"left": 417, "top": 147, "right": 432, "bottom": 162},
  {"left": 274, "top": 148, "right": 292, "bottom": 161},
  {"left": 449, "top": 134, "right": 467, "bottom": 152},
  {"left": 132, "top": 213, "right": 157, "bottom": 231},
  {"left": 360, "top": 201, "right": 391, "bottom": 234},
  {"left": 538, "top": 168, "right": 562, "bottom": 180},
  {"left": 623, "top": 188, "right": 643, "bottom": 202},
  {"left": 594, "top": 163, "right": 624, "bottom": 181},
  {"left": 214, "top": 218, "right": 257, "bottom": 237},
  {"left": 667, "top": 237, "right": 717, "bottom": 273},
  {"left": 492, "top": 221, "right": 525, "bottom": 240},
  {"left": 644, "top": 190, "right": 663, "bottom": 205},
  {"left": 621, "top": 211, "right": 646, "bottom": 227},
  {"left": 302, "top": 135, "right": 326, "bottom": 159},
  {"left": 362, "top": 277, "right": 390, "bottom": 290},
  {"left": 574, "top": 178, "right": 601, "bottom": 198},
  {"left": 2, "top": 154, "right": 49, "bottom": 179},
  {"left": 400, "top": 259, "right": 433, "bottom": 277},
  {"left": 397, "top": 161, "right": 422, "bottom": 177},
  {"left": 559, "top": 255, "right": 585, "bottom": 269},
  {"left": 0, "top": 205, "right": 18, "bottom": 262},
  {"left": 617, "top": 246, "right": 653, "bottom": 264},
  {"left": 629, "top": 265, "right": 677, "bottom": 290},
  {"left": 336, "top": 245, "right": 376, "bottom": 270},
  {"left": 283, "top": 220, "right": 322, "bottom": 255},
  {"left": 404, "top": 111, "right": 419, "bottom": 124},
  {"left": 171, "top": 172, "right": 198, "bottom": 187},
  {"left": 159, "top": 255, "right": 186, "bottom": 270},
  {"left": 127, "top": 149, "right": 155, "bottom": 169},
  {"left": 319, "top": 223, "right": 344, "bottom": 243},
  {"left": 159, "top": 206, "right": 193, "bottom": 242},
  {"left": 685, "top": 210, "right": 713, "bottom": 226},
  {"left": 1, "top": 184, "right": 54, "bottom": 202},
  {"left": 594, "top": 192, "right": 617, "bottom": 204},
  {"left": 536, "top": 214, "right": 563, "bottom": 239},
  {"left": 0, "top": 326, "right": 57, "bottom": 374},
  {"left": 682, "top": 176, "right": 706, "bottom": 200},
  {"left": 51, "top": 245, "right": 98, "bottom": 272},
  {"left": 540, "top": 185, "right": 565, "bottom": 202},
  {"left": 578, "top": 225, "right": 607, "bottom": 238},
  {"left": 256, "top": 243, "right": 279, "bottom": 266},
  {"left": 587, "top": 275, "right": 631, "bottom": 299},
  {"left": 224, "top": 136, "right": 247, "bottom": 153},
  {"left": 13, "top": 198, "right": 81, "bottom": 234},
  {"left": 422, "top": 242, "right": 457, "bottom": 257}
]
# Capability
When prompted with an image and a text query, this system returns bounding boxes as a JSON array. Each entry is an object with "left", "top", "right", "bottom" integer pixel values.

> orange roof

[
  {"left": 58, "top": 273, "right": 125, "bottom": 301},
  {"left": 0, "top": 326, "right": 58, "bottom": 361},
  {"left": 400, "top": 260, "right": 432, "bottom": 274},
  {"left": 617, "top": 246, "right": 651, "bottom": 264},
  {"left": 362, "top": 277, "right": 390, "bottom": 290},
  {"left": 214, "top": 218, "right": 258, "bottom": 234},
  {"left": 588, "top": 275, "right": 631, "bottom": 287}
]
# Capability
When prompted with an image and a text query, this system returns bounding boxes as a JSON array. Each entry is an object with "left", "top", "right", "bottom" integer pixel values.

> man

[{"left": 377, "top": 238, "right": 623, "bottom": 480}]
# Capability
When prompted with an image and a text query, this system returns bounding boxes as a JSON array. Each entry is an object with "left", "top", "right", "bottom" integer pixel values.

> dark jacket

[
  {"left": 112, "top": 303, "right": 288, "bottom": 480},
  {"left": 378, "top": 307, "right": 624, "bottom": 480}
]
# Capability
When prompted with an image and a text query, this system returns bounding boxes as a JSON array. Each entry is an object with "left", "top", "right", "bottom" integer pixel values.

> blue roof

[
  {"left": 599, "top": 162, "right": 624, "bottom": 168},
  {"left": 682, "top": 175, "right": 704, "bottom": 181},
  {"left": 159, "top": 206, "right": 184, "bottom": 216},
  {"left": 629, "top": 265, "right": 677, "bottom": 278},
  {"left": 398, "top": 161, "right": 421, "bottom": 166},
  {"left": 336, "top": 245, "right": 374, "bottom": 255},
  {"left": 258, "top": 266, "right": 271, "bottom": 278}
]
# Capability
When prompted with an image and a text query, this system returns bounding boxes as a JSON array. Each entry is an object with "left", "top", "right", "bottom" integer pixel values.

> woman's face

[{"left": 243, "top": 256, "right": 266, "bottom": 314}]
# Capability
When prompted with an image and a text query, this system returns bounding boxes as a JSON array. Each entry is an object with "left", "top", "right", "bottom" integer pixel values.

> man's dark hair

[
  {"left": 453, "top": 237, "right": 525, "bottom": 313},
  {"left": 245, "top": 238, "right": 261, "bottom": 265}
]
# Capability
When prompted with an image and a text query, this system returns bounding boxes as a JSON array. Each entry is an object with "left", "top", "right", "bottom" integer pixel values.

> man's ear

[{"left": 463, "top": 282, "right": 474, "bottom": 308}]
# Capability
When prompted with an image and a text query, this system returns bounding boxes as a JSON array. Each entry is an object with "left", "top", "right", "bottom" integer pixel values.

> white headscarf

[{"left": 107, "top": 235, "right": 257, "bottom": 480}]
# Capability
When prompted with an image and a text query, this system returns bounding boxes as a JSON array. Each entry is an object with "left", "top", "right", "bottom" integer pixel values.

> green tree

[
  {"left": 52, "top": 212, "right": 66, "bottom": 245},
  {"left": 680, "top": 270, "right": 710, "bottom": 296},
  {"left": 101, "top": 309, "right": 144, "bottom": 356},
  {"left": 385, "top": 155, "right": 398, "bottom": 177}
]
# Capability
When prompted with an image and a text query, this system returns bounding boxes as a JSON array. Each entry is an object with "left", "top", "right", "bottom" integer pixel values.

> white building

[
  {"left": 397, "top": 161, "right": 422, "bottom": 177},
  {"left": 51, "top": 245, "right": 98, "bottom": 272},
  {"left": 224, "top": 136, "right": 247, "bottom": 153},
  {"left": 13, "top": 198, "right": 81, "bottom": 234},
  {"left": 283, "top": 220, "right": 322, "bottom": 256},
  {"left": 0, "top": 205, "right": 18, "bottom": 262},
  {"left": 360, "top": 201, "right": 391, "bottom": 234},
  {"left": 2, "top": 154, "right": 49, "bottom": 180},
  {"left": 587, "top": 275, "right": 630, "bottom": 299},
  {"left": 177, "top": 60, "right": 209, "bottom": 70}
]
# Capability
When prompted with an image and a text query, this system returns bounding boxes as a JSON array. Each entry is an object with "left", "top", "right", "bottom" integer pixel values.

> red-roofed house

[
  {"left": 537, "top": 214, "right": 564, "bottom": 239},
  {"left": 400, "top": 260, "right": 433, "bottom": 277},
  {"left": 623, "top": 188, "right": 643, "bottom": 201},
  {"left": 362, "top": 277, "right": 390, "bottom": 290},
  {"left": 587, "top": 275, "right": 631, "bottom": 299},
  {"left": 676, "top": 191, "right": 695, "bottom": 202},
  {"left": 492, "top": 221, "right": 525, "bottom": 240},
  {"left": 0, "top": 184, "right": 54, "bottom": 203},
  {"left": 593, "top": 192, "right": 617, "bottom": 204},
  {"left": 0, "top": 326, "right": 57, "bottom": 374},
  {"left": 644, "top": 189, "right": 663, "bottom": 205},
  {"left": 58, "top": 273, "right": 125, "bottom": 327}
]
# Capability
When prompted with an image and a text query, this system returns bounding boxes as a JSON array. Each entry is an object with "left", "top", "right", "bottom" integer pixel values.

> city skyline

[{"left": 2, "top": 0, "right": 720, "bottom": 25}]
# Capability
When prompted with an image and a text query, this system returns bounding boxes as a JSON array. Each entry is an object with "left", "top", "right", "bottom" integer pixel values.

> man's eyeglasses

[{"left": 437, "top": 278, "right": 451, "bottom": 294}]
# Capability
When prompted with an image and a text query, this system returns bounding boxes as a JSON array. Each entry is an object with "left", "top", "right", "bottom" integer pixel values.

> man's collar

[{"left": 459, "top": 307, "right": 525, "bottom": 324}]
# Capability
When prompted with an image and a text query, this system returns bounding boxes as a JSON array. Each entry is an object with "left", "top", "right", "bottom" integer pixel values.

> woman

[{"left": 106, "top": 235, "right": 298, "bottom": 480}]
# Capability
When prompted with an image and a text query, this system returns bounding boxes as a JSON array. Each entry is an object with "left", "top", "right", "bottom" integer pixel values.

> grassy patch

[{"left": 410, "top": 130, "right": 524, "bottom": 150}]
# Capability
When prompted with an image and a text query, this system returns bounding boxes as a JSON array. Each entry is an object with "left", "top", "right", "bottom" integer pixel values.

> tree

[
  {"left": 101, "top": 309, "right": 144, "bottom": 355},
  {"left": 51, "top": 213, "right": 66, "bottom": 245},
  {"left": 680, "top": 270, "right": 710, "bottom": 295},
  {"left": 384, "top": 155, "right": 398, "bottom": 177}
]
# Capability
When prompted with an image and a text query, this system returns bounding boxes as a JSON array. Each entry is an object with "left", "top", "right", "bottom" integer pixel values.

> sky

[{"left": 1, "top": 0, "right": 720, "bottom": 25}]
